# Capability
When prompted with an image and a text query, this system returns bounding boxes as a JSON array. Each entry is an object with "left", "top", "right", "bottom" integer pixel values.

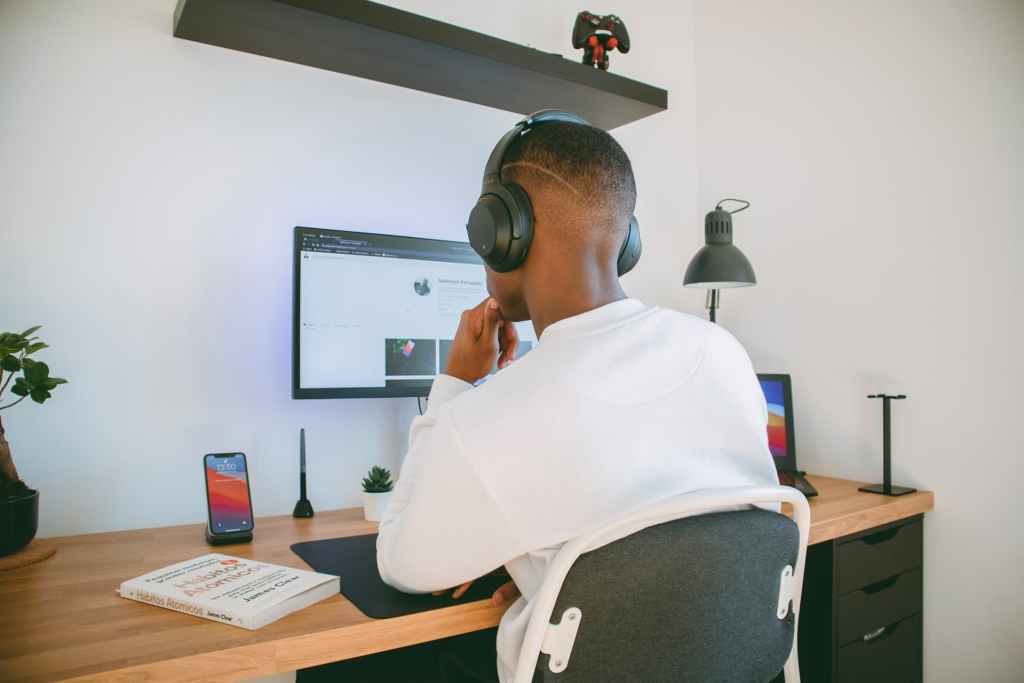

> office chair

[{"left": 511, "top": 486, "right": 811, "bottom": 683}]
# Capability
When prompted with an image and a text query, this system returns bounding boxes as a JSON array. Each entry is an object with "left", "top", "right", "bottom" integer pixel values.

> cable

[
  {"left": 416, "top": 396, "right": 427, "bottom": 416},
  {"left": 715, "top": 198, "right": 750, "bottom": 214}
]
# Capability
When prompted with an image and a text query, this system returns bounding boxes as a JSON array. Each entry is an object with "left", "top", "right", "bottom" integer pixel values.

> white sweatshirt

[{"left": 377, "top": 299, "right": 779, "bottom": 682}]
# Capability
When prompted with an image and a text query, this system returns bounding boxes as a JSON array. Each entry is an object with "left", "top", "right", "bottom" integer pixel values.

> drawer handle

[
  {"left": 863, "top": 620, "right": 901, "bottom": 644},
  {"left": 863, "top": 626, "right": 887, "bottom": 642},
  {"left": 862, "top": 574, "right": 900, "bottom": 595},
  {"left": 862, "top": 526, "right": 901, "bottom": 545}
]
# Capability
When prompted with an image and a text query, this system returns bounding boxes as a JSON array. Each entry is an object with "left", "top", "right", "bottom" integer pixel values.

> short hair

[{"left": 501, "top": 121, "right": 636, "bottom": 243}]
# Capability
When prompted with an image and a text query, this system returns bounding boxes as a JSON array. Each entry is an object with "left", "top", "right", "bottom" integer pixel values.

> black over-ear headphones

[{"left": 466, "top": 110, "right": 641, "bottom": 275}]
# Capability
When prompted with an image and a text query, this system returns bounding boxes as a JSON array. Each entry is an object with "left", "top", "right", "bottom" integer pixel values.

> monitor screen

[
  {"left": 293, "top": 226, "right": 535, "bottom": 399},
  {"left": 757, "top": 374, "right": 795, "bottom": 466}
]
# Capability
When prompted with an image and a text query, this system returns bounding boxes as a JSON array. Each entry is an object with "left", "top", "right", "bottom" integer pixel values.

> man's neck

[{"left": 527, "top": 269, "right": 627, "bottom": 338}]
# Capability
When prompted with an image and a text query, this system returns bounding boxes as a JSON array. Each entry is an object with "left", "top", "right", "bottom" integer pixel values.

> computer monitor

[
  {"left": 293, "top": 226, "right": 535, "bottom": 399},
  {"left": 757, "top": 373, "right": 797, "bottom": 472}
]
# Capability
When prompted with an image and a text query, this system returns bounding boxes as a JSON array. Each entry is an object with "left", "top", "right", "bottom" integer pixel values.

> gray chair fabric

[{"left": 534, "top": 508, "right": 799, "bottom": 683}]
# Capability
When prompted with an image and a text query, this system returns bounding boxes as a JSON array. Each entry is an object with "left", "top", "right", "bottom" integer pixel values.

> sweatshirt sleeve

[{"left": 376, "top": 375, "right": 522, "bottom": 593}]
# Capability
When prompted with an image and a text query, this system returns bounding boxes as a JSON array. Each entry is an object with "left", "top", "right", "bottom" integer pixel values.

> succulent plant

[{"left": 361, "top": 465, "right": 394, "bottom": 493}]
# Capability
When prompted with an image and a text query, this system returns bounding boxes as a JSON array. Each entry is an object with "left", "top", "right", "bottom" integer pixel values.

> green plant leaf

[
  {"left": 0, "top": 354, "right": 20, "bottom": 372},
  {"left": 10, "top": 379, "right": 29, "bottom": 397},
  {"left": 29, "top": 388, "right": 51, "bottom": 404},
  {"left": 24, "top": 361, "right": 49, "bottom": 384},
  {"left": 20, "top": 326, "right": 41, "bottom": 338},
  {"left": 24, "top": 342, "right": 48, "bottom": 355},
  {"left": 20, "top": 357, "right": 36, "bottom": 369},
  {"left": 45, "top": 377, "right": 68, "bottom": 387},
  {"left": 0, "top": 333, "right": 26, "bottom": 354}
]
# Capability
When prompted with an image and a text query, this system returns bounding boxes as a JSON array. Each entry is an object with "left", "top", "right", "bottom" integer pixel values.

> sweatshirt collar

[{"left": 539, "top": 298, "right": 648, "bottom": 341}]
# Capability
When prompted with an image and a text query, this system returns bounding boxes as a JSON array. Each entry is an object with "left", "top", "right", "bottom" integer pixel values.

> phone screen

[{"left": 204, "top": 453, "right": 254, "bottom": 534}]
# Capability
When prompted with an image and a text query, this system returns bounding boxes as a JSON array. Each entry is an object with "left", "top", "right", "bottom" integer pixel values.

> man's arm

[{"left": 376, "top": 299, "right": 521, "bottom": 593}]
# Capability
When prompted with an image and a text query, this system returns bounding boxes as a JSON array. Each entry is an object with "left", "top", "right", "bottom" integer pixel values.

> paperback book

[{"left": 119, "top": 553, "right": 339, "bottom": 630}]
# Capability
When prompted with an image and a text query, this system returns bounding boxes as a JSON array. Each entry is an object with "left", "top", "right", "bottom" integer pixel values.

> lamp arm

[{"left": 706, "top": 289, "right": 720, "bottom": 324}]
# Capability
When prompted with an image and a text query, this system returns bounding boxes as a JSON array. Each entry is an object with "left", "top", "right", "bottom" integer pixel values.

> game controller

[{"left": 572, "top": 11, "right": 630, "bottom": 71}]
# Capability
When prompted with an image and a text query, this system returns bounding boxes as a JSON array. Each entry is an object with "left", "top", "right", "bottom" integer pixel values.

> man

[{"left": 308, "top": 119, "right": 778, "bottom": 682}]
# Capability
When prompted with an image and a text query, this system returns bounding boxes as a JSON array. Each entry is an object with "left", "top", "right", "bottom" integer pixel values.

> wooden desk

[{"left": 0, "top": 475, "right": 933, "bottom": 682}]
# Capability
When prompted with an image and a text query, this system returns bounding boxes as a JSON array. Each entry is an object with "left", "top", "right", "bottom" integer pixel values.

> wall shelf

[{"left": 173, "top": 0, "right": 667, "bottom": 130}]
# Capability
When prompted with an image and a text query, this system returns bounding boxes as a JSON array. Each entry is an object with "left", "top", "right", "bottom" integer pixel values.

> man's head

[{"left": 485, "top": 121, "right": 637, "bottom": 321}]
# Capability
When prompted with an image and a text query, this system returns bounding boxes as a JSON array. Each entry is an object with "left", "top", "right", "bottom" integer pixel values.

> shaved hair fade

[{"left": 501, "top": 121, "right": 637, "bottom": 246}]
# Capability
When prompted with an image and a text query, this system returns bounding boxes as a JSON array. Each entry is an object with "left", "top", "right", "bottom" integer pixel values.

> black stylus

[{"left": 293, "top": 428, "right": 314, "bottom": 518}]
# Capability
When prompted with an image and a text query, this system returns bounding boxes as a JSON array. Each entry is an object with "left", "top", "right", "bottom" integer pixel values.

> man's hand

[
  {"left": 490, "top": 579, "right": 521, "bottom": 607},
  {"left": 444, "top": 298, "right": 519, "bottom": 384},
  {"left": 433, "top": 581, "right": 474, "bottom": 600},
  {"left": 432, "top": 578, "right": 521, "bottom": 607}
]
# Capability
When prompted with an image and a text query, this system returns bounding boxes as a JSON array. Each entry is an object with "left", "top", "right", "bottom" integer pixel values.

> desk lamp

[{"left": 683, "top": 198, "right": 756, "bottom": 322}]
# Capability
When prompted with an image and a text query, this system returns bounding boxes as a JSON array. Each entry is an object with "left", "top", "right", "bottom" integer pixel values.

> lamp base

[{"left": 858, "top": 483, "right": 917, "bottom": 497}]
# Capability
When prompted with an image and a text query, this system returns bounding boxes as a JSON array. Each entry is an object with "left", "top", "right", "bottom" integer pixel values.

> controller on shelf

[{"left": 572, "top": 11, "right": 630, "bottom": 71}]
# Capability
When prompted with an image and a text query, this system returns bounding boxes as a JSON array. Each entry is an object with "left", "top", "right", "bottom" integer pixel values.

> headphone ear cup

[
  {"left": 468, "top": 183, "right": 534, "bottom": 272},
  {"left": 468, "top": 192, "right": 510, "bottom": 270},
  {"left": 617, "top": 214, "right": 642, "bottom": 276},
  {"left": 488, "top": 183, "right": 534, "bottom": 272}
]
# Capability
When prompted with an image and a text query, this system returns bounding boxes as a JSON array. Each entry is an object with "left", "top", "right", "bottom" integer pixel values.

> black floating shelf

[{"left": 173, "top": 0, "right": 667, "bottom": 130}]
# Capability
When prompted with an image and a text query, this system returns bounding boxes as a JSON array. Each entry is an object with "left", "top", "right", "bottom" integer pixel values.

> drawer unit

[
  {"left": 837, "top": 520, "right": 922, "bottom": 593},
  {"left": 838, "top": 614, "right": 922, "bottom": 683},
  {"left": 795, "top": 515, "right": 925, "bottom": 682},
  {"left": 838, "top": 569, "right": 922, "bottom": 645}
]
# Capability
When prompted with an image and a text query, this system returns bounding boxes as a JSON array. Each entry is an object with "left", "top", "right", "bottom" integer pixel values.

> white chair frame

[{"left": 511, "top": 485, "right": 811, "bottom": 683}]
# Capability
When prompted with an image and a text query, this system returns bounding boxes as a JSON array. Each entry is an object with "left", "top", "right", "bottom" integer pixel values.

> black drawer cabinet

[
  {"left": 797, "top": 516, "right": 924, "bottom": 682},
  {"left": 837, "top": 522, "right": 922, "bottom": 593},
  {"left": 838, "top": 568, "right": 922, "bottom": 646}
]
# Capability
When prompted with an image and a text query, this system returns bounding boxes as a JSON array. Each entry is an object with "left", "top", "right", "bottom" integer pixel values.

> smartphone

[{"left": 203, "top": 452, "right": 254, "bottom": 536}]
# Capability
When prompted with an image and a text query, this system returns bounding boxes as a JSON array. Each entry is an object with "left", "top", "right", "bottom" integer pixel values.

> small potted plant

[
  {"left": 1, "top": 326, "right": 68, "bottom": 556},
  {"left": 361, "top": 465, "right": 394, "bottom": 522}
]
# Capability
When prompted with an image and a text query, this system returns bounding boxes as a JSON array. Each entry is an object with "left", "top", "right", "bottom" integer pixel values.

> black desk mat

[{"left": 291, "top": 533, "right": 508, "bottom": 619}]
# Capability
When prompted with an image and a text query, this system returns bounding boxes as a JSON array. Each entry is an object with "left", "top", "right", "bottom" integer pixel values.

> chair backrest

[{"left": 512, "top": 486, "right": 810, "bottom": 683}]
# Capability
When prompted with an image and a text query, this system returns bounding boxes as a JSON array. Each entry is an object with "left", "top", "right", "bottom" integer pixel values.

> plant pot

[
  {"left": 362, "top": 490, "right": 393, "bottom": 522},
  {"left": 1, "top": 487, "right": 38, "bottom": 556}
]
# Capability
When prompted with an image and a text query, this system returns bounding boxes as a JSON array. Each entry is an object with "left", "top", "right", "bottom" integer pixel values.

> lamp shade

[{"left": 683, "top": 207, "right": 756, "bottom": 289}]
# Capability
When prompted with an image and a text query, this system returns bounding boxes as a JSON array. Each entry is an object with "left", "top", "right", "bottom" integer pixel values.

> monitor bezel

[
  {"left": 292, "top": 225, "right": 480, "bottom": 400},
  {"left": 756, "top": 373, "right": 797, "bottom": 471}
]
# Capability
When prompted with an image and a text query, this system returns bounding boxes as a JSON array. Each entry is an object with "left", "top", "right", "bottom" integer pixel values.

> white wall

[
  {"left": 0, "top": 0, "right": 698, "bottom": 535},
  {"left": 692, "top": 1, "right": 1024, "bottom": 680}
]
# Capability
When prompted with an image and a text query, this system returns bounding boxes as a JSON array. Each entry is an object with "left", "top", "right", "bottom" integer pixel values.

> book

[{"left": 118, "top": 553, "right": 339, "bottom": 630}]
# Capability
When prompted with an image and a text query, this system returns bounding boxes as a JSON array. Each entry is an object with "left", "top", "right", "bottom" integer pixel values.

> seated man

[{"left": 309, "top": 118, "right": 778, "bottom": 682}]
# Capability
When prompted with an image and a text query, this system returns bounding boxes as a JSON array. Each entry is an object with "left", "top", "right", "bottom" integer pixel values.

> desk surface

[{"left": 0, "top": 475, "right": 933, "bottom": 682}]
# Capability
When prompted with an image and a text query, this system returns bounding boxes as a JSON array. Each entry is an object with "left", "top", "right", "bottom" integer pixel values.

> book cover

[{"left": 118, "top": 553, "right": 339, "bottom": 630}]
